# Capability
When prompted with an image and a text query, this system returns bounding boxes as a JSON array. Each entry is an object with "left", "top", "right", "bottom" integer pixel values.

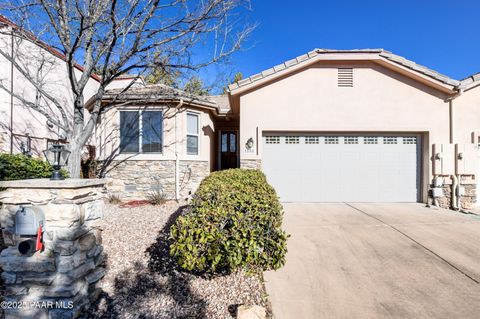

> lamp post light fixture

[{"left": 43, "top": 144, "right": 70, "bottom": 180}]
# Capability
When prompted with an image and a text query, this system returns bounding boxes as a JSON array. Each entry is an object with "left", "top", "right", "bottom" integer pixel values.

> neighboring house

[
  {"left": 0, "top": 16, "right": 100, "bottom": 156},
  {"left": 95, "top": 49, "right": 480, "bottom": 209}
]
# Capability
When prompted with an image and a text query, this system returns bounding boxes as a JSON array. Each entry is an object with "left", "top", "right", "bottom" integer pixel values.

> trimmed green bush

[
  {"left": 0, "top": 153, "right": 67, "bottom": 181},
  {"left": 170, "top": 169, "right": 288, "bottom": 273}
]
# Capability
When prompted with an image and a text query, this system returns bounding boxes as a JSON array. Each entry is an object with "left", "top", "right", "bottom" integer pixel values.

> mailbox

[{"left": 14, "top": 207, "right": 45, "bottom": 255}]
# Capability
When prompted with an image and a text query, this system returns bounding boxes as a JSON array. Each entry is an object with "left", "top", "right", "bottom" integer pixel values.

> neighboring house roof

[
  {"left": 227, "top": 48, "right": 460, "bottom": 93},
  {"left": 97, "top": 84, "right": 225, "bottom": 113},
  {"left": 0, "top": 15, "right": 101, "bottom": 82}
]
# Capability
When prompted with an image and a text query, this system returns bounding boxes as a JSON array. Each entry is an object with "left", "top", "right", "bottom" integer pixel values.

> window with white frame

[
  {"left": 383, "top": 136, "right": 398, "bottom": 144},
  {"left": 364, "top": 136, "right": 378, "bottom": 144},
  {"left": 325, "top": 136, "right": 339, "bottom": 144},
  {"left": 265, "top": 136, "right": 280, "bottom": 144},
  {"left": 403, "top": 137, "right": 417, "bottom": 144},
  {"left": 285, "top": 136, "right": 299, "bottom": 144},
  {"left": 305, "top": 136, "right": 319, "bottom": 144},
  {"left": 119, "top": 110, "right": 163, "bottom": 153},
  {"left": 344, "top": 136, "right": 358, "bottom": 144},
  {"left": 187, "top": 113, "right": 199, "bottom": 155}
]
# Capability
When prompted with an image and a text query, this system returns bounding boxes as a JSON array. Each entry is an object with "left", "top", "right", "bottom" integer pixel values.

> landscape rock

[{"left": 237, "top": 305, "right": 267, "bottom": 319}]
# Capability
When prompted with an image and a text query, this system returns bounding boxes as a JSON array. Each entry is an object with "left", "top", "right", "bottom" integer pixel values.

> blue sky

[{"left": 225, "top": 0, "right": 480, "bottom": 82}]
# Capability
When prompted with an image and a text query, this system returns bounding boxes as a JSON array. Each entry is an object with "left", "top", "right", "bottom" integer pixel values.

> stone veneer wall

[
  {"left": 0, "top": 179, "right": 106, "bottom": 319},
  {"left": 104, "top": 160, "right": 210, "bottom": 200},
  {"left": 429, "top": 184, "right": 476, "bottom": 210},
  {"left": 240, "top": 159, "right": 262, "bottom": 170}
]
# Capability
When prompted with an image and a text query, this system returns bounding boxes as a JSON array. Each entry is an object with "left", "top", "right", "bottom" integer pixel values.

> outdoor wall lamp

[
  {"left": 43, "top": 144, "right": 70, "bottom": 180},
  {"left": 458, "top": 152, "right": 464, "bottom": 160},
  {"left": 246, "top": 137, "right": 254, "bottom": 150},
  {"left": 20, "top": 134, "right": 32, "bottom": 157},
  {"left": 435, "top": 152, "right": 443, "bottom": 160}
]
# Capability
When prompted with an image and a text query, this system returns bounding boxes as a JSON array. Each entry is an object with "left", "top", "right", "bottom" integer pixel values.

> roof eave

[
  {"left": 87, "top": 95, "right": 219, "bottom": 113},
  {"left": 228, "top": 51, "right": 458, "bottom": 96}
]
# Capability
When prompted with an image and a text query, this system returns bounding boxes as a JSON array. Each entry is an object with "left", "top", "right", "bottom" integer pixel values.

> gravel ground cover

[{"left": 90, "top": 201, "right": 270, "bottom": 319}]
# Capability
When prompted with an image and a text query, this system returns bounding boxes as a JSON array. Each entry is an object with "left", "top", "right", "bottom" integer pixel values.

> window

[
  {"left": 120, "top": 111, "right": 140, "bottom": 153},
  {"left": 285, "top": 136, "right": 299, "bottom": 144},
  {"left": 187, "top": 113, "right": 199, "bottom": 155},
  {"left": 305, "top": 136, "right": 319, "bottom": 144},
  {"left": 142, "top": 111, "right": 163, "bottom": 152},
  {"left": 325, "top": 136, "right": 339, "bottom": 144},
  {"left": 344, "top": 136, "right": 358, "bottom": 144},
  {"left": 403, "top": 137, "right": 417, "bottom": 144},
  {"left": 364, "top": 136, "right": 378, "bottom": 144},
  {"left": 119, "top": 110, "right": 163, "bottom": 153},
  {"left": 383, "top": 136, "right": 397, "bottom": 144},
  {"left": 266, "top": 136, "right": 280, "bottom": 144}
]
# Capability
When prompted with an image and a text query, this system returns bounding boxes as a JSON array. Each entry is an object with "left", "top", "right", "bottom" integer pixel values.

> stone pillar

[{"left": 0, "top": 179, "right": 106, "bottom": 319}]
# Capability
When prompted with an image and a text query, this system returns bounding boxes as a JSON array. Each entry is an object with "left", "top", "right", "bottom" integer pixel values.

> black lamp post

[{"left": 43, "top": 144, "right": 70, "bottom": 180}]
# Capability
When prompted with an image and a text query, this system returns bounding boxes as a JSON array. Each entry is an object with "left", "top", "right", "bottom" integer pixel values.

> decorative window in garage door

[
  {"left": 265, "top": 136, "right": 280, "bottom": 144},
  {"left": 285, "top": 136, "right": 300, "bottom": 144},
  {"left": 344, "top": 136, "right": 359, "bottom": 144},
  {"left": 305, "top": 136, "right": 320, "bottom": 144},
  {"left": 383, "top": 136, "right": 398, "bottom": 144},
  {"left": 364, "top": 136, "right": 378, "bottom": 144},
  {"left": 325, "top": 136, "right": 339, "bottom": 144},
  {"left": 403, "top": 137, "right": 417, "bottom": 144}
]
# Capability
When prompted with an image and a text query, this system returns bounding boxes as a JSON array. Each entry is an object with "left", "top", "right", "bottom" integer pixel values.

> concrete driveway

[{"left": 264, "top": 203, "right": 480, "bottom": 319}]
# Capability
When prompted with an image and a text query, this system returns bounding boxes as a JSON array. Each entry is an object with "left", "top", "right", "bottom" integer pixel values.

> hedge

[
  {"left": 170, "top": 169, "right": 288, "bottom": 273},
  {"left": 0, "top": 153, "right": 67, "bottom": 181}
]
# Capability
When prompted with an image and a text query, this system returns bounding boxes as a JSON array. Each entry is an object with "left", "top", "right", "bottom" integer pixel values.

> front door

[{"left": 220, "top": 131, "right": 238, "bottom": 170}]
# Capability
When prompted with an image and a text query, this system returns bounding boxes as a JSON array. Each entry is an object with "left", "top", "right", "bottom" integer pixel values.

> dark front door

[{"left": 220, "top": 131, "right": 238, "bottom": 170}]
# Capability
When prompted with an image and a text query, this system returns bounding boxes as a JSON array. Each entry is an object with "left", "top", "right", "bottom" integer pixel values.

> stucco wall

[
  {"left": 0, "top": 29, "right": 100, "bottom": 155},
  {"left": 455, "top": 85, "right": 480, "bottom": 145}
]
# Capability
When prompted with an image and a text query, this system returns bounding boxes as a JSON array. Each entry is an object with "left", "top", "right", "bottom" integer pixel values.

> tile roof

[
  {"left": 459, "top": 72, "right": 480, "bottom": 89},
  {"left": 102, "top": 84, "right": 230, "bottom": 113},
  {"left": 228, "top": 48, "right": 460, "bottom": 92}
]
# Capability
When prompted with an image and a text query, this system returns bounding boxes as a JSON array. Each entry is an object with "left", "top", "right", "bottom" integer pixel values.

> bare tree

[{"left": 0, "top": 0, "right": 253, "bottom": 177}]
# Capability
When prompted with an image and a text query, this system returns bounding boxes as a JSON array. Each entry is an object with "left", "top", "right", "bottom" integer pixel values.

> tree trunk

[{"left": 67, "top": 142, "right": 82, "bottom": 178}]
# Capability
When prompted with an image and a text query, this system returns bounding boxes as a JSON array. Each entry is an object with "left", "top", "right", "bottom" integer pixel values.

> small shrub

[
  {"left": 170, "top": 169, "right": 288, "bottom": 273},
  {"left": 0, "top": 153, "right": 68, "bottom": 181},
  {"left": 107, "top": 193, "right": 123, "bottom": 205},
  {"left": 147, "top": 189, "right": 167, "bottom": 206}
]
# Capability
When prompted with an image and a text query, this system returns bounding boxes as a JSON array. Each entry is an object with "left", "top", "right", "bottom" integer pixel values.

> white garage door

[{"left": 262, "top": 134, "right": 421, "bottom": 202}]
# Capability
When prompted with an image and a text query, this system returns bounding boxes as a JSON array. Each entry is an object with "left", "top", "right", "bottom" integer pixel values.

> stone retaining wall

[
  {"left": 0, "top": 179, "right": 106, "bottom": 319},
  {"left": 104, "top": 160, "right": 210, "bottom": 200}
]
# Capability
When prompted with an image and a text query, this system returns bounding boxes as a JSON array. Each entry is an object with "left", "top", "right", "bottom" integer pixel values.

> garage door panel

[{"left": 262, "top": 134, "right": 420, "bottom": 202}]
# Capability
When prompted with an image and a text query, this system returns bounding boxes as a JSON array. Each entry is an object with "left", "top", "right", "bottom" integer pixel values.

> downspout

[
  {"left": 451, "top": 174, "right": 459, "bottom": 210},
  {"left": 446, "top": 87, "right": 463, "bottom": 210},
  {"left": 9, "top": 29, "right": 14, "bottom": 154},
  {"left": 175, "top": 99, "right": 184, "bottom": 201}
]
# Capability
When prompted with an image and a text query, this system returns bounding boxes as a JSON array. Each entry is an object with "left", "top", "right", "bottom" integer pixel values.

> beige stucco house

[
  {"left": 95, "top": 49, "right": 480, "bottom": 209},
  {"left": 0, "top": 14, "right": 478, "bottom": 210}
]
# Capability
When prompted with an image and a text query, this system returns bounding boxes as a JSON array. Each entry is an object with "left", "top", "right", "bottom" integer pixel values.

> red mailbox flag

[{"left": 36, "top": 224, "right": 43, "bottom": 251}]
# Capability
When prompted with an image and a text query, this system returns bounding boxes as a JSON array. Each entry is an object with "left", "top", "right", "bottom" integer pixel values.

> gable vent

[{"left": 338, "top": 68, "right": 353, "bottom": 87}]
